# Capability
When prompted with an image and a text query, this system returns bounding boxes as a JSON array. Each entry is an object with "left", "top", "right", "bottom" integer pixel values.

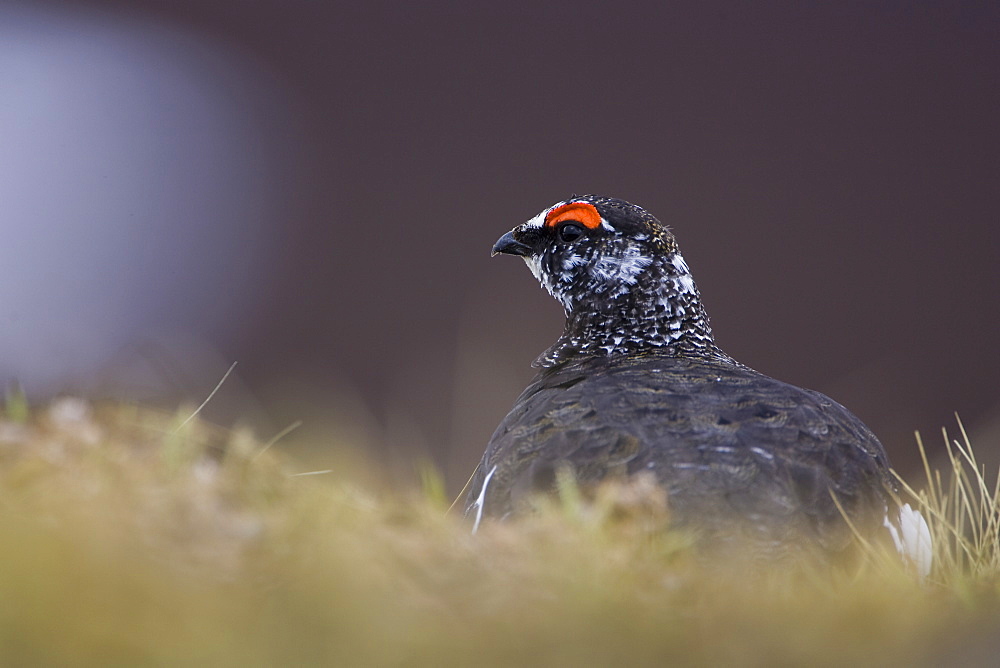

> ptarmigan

[{"left": 466, "top": 195, "right": 931, "bottom": 575}]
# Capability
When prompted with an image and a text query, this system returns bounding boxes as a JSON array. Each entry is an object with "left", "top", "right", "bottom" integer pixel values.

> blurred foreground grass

[{"left": 0, "top": 397, "right": 998, "bottom": 666}]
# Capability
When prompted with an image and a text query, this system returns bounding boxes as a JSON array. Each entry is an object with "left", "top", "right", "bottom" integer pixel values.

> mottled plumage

[{"left": 466, "top": 195, "right": 930, "bottom": 569}]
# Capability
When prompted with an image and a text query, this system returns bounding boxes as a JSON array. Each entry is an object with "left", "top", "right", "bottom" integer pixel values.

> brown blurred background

[{"left": 2, "top": 1, "right": 998, "bottom": 488}]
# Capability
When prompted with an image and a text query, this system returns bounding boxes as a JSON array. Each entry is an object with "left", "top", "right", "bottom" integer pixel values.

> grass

[{"left": 0, "top": 397, "right": 998, "bottom": 666}]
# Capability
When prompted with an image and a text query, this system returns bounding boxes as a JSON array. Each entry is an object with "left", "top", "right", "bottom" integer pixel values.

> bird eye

[{"left": 558, "top": 222, "right": 585, "bottom": 243}]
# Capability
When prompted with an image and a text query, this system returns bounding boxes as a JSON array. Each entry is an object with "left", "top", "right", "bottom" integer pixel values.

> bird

[{"left": 465, "top": 195, "right": 931, "bottom": 573}]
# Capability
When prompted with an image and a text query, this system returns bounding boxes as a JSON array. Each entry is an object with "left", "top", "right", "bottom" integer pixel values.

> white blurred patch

[
  {"left": 0, "top": 4, "right": 299, "bottom": 398},
  {"left": 592, "top": 245, "right": 652, "bottom": 287},
  {"left": 884, "top": 503, "right": 933, "bottom": 580},
  {"left": 669, "top": 252, "right": 696, "bottom": 294},
  {"left": 523, "top": 255, "right": 574, "bottom": 311},
  {"left": 470, "top": 464, "right": 497, "bottom": 535},
  {"left": 521, "top": 210, "right": 548, "bottom": 230}
]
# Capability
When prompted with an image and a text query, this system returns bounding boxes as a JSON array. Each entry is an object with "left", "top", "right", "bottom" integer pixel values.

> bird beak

[{"left": 492, "top": 229, "right": 533, "bottom": 257}]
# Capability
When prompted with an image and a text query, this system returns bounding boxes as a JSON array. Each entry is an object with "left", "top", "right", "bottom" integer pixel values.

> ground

[{"left": 0, "top": 396, "right": 997, "bottom": 666}]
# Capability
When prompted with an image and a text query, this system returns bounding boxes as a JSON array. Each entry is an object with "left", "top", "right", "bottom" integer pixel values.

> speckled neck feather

[{"left": 524, "top": 196, "right": 732, "bottom": 368}]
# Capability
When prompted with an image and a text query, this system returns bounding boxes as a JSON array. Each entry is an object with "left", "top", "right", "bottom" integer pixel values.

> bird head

[
  {"left": 493, "top": 195, "right": 720, "bottom": 366},
  {"left": 493, "top": 195, "right": 687, "bottom": 312}
]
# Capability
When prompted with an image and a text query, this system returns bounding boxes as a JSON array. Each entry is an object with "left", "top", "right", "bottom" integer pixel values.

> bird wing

[{"left": 467, "top": 355, "right": 893, "bottom": 551}]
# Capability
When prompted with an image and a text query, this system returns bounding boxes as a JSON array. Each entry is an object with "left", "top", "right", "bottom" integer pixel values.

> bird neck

[{"left": 535, "top": 251, "right": 728, "bottom": 368}]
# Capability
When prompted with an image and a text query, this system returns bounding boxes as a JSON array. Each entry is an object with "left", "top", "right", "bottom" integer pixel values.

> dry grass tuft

[{"left": 0, "top": 398, "right": 998, "bottom": 666}]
